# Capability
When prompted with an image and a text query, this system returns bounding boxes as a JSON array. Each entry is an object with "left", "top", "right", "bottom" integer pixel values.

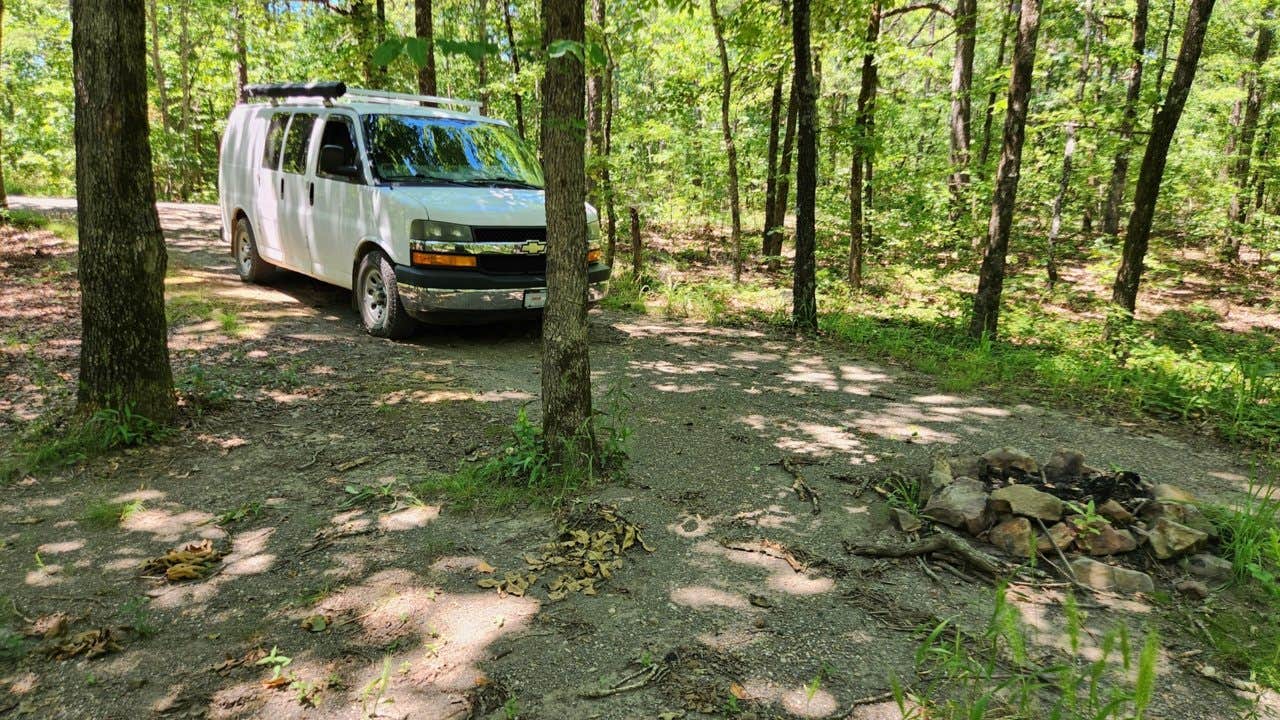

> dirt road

[{"left": 1, "top": 198, "right": 1274, "bottom": 719}]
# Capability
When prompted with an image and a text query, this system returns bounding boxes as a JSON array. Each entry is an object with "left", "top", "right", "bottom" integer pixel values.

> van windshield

[{"left": 361, "top": 114, "right": 543, "bottom": 189}]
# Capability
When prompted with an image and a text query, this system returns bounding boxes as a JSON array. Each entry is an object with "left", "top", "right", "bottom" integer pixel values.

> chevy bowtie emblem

[{"left": 519, "top": 240, "right": 547, "bottom": 254}]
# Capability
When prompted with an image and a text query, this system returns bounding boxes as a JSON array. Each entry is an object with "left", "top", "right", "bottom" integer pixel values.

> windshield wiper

[{"left": 458, "top": 177, "right": 542, "bottom": 189}]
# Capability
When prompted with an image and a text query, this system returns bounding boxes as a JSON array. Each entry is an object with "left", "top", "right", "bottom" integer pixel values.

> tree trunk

[
  {"left": 540, "top": 0, "right": 596, "bottom": 467},
  {"left": 604, "top": 51, "right": 618, "bottom": 263},
  {"left": 1102, "top": 0, "right": 1149, "bottom": 237},
  {"left": 71, "top": 0, "right": 175, "bottom": 422},
  {"left": 1224, "top": 21, "right": 1274, "bottom": 261},
  {"left": 232, "top": 1, "right": 249, "bottom": 101},
  {"left": 502, "top": 0, "right": 525, "bottom": 136},
  {"left": 586, "top": 0, "right": 605, "bottom": 200},
  {"left": 0, "top": 0, "right": 6, "bottom": 210},
  {"left": 629, "top": 206, "right": 642, "bottom": 278},
  {"left": 476, "top": 0, "right": 490, "bottom": 113},
  {"left": 767, "top": 79, "right": 798, "bottom": 257},
  {"left": 791, "top": 0, "right": 818, "bottom": 331},
  {"left": 969, "top": 0, "right": 1042, "bottom": 339},
  {"left": 1152, "top": 0, "right": 1176, "bottom": 123},
  {"left": 948, "top": 0, "right": 977, "bottom": 221},
  {"left": 979, "top": 0, "right": 1016, "bottom": 167},
  {"left": 416, "top": 0, "right": 438, "bottom": 95},
  {"left": 177, "top": 0, "right": 193, "bottom": 201},
  {"left": 763, "top": 71, "right": 784, "bottom": 254},
  {"left": 709, "top": 0, "right": 744, "bottom": 282},
  {"left": 147, "top": 0, "right": 171, "bottom": 135},
  {"left": 848, "top": 1, "right": 880, "bottom": 289},
  {"left": 1111, "top": 0, "right": 1216, "bottom": 321},
  {"left": 1045, "top": 0, "right": 1094, "bottom": 285}
]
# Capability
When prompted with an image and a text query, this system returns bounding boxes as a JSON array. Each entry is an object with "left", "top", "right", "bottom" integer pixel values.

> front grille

[
  {"left": 479, "top": 254, "right": 546, "bottom": 274},
  {"left": 473, "top": 227, "right": 547, "bottom": 243}
]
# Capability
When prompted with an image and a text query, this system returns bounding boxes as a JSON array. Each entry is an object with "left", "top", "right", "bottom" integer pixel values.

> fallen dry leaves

[{"left": 141, "top": 539, "right": 225, "bottom": 582}]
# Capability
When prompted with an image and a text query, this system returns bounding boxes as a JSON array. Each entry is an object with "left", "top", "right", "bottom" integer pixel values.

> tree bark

[
  {"left": 502, "top": 0, "right": 525, "bottom": 136},
  {"left": 763, "top": 70, "right": 784, "bottom": 255},
  {"left": 1224, "top": 21, "right": 1274, "bottom": 261},
  {"left": 791, "top": 0, "right": 818, "bottom": 331},
  {"left": 476, "top": 0, "right": 490, "bottom": 112},
  {"left": 767, "top": 79, "right": 798, "bottom": 257},
  {"left": 968, "top": 0, "right": 1042, "bottom": 339},
  {"left": 1111, "top": 0, "right": 1216, "bottom": 321},
  {"left": 540, "top": 0, "right": 595, "bottom": 467},
  {"left": 603, "top": 51, "right": 618, "bottom": 263},
  {"left": 948, "top": 0, "right": 977, "bottom": 221},
  {"left": 1151, "top": 0, "right": 1176, "bottom": 123},
  {"left": 232, "top": 1, "right": 249, "bottom": 101},
  {"left": 709, "top": 0, "right": 744, "bottom": 282},
  {"left": 849, "top": 1, "right": 880, "bottom": 288},
  {"left": 586, "top": 0, "right": 605, "bottom": 200},
  {"left": 415, "top": 0, "right": 438, "bottom": 95},
  {"left": 978, "top": 0, "right": 1016, "bottom": 167},
  {"left": 629, "top": 206, "right": 642, "bottom": 278},
  {"left": 1102, "top": 0, "right": 1149, "bottom": 237},
  {"left": 71, "top": 0, "right": 175, "bottom": 422}
]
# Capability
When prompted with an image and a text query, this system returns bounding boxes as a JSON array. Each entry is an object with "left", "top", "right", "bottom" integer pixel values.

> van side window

[
  {"left": 262, "top": 113, "right": 289, "bottom": 170},
  {"left": 317, "top": 116, "right": 360, "bottom": 181},
  {"left": 281, "top": 113, "right": 318, "bottom": 175}
]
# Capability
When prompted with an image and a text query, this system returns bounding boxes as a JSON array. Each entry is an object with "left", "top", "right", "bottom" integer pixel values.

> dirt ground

[{"left": 1, "top": 197, "right": 1278, "bottom": 719}]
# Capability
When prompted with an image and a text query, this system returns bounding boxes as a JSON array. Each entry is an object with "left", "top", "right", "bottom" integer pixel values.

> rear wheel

[
  {"left": 233, "top": 216, "right": 275, "bottom": 283},
  {"left": 356, "top": 250, "right": 417, "bottom": 339}
]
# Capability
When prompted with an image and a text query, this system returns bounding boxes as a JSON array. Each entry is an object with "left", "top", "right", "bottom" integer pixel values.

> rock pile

[{"left": 910, "top": 447, "right": 1229, "bottom": 596}]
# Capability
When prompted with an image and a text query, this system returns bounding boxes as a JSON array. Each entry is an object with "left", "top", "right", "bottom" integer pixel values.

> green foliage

[
  {"left": 903, "top": 586, "right": 1159, "bottom": 719},
  {"left": 0, "top": 209, "right": 51, "bottom": 230},
  {"left": 1205, "top": 476, "right": 1280, "bottom": 595},
  {"left": 82, "top": 498, "right": 146, "bottom": 528},
  {"left": 2, "top": 406, "right": 168, "bottom": 483}
]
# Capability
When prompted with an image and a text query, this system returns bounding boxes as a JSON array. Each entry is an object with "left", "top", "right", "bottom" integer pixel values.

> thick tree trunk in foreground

[
  {"left": 540, "top": 0, "right": 595, "bottom": 467},
  {"left": 791, "top": 0, "right": 818, "bottom": 331},
  {"left": 948, "top": 0, "right": 976, "bottom": 220},
  {"left": 1112, "top": 0, "right": 1215, "bottom": 321},
  {"left": 72, "top": 0, "right": 175, "bottom": 422},
  {"left": 969, "top": 0, "right": 1041, "bottom": 339},
  {"left": 1102, "top": 0, "right": 1149, "bottom": 237},
  {"left": 709, "top": 0, "right": 743, "bottom": 281},
  {"left": 415, "top": 0, "right": 438, "bottom": 95},
  {"left": 1224, "top": 21, "right": 1274, "bottom": 261},
  {"left": 848, "top": 1, "right": 880, "bottom": 290}
]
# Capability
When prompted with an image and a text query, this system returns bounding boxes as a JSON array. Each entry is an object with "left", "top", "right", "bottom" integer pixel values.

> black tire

[
  {"left": 232, "top": 216, "right": 276, "bottom": 283},
  {"left": 355, "top": 250, "right": 417, "bottom": 339}
]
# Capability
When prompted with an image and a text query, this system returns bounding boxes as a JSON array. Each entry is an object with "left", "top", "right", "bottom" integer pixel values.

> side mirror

[{"left": 319, "top": 144, "right": 360, "bottom": 180}]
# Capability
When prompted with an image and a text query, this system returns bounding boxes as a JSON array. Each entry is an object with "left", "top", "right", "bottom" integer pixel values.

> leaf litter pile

[
  {"left": 141, "top": 538, "right": 226, "bottom": 582},
  {"left": 477, "top": 504, "right": 654, "bottom": 600}
]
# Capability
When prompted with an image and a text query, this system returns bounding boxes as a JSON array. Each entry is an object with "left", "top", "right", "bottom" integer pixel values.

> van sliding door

[
  {"left": 253, "top": 112, "right": 290, "bottom": 263},
  {"left": 277, "top": 112, "right": 319, "bottom": 273}
]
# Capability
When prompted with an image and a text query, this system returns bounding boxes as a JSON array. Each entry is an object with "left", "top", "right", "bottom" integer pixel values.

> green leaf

[
  {"left": 548, "top": 39, "right": 584, "bottom": 62},
  {"left": 404, "top": 37, "right": 430, "bottom": 68},
  {"left": 585, "top": 41, "right": 607, "bottom": 68},
  {"left": 371, "top": 37, "right": 404, "bottom": 68},
  {"left": 437, "top": 38, "right": 500, "bottom": 63}
]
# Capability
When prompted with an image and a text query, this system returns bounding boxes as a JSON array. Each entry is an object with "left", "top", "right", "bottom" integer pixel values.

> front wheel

[
  {"left": 232, "top": 216, "right": 276, "bottom": 283},
  {"left": 356, "top": 250, "right": 418, "bottom": 339}
]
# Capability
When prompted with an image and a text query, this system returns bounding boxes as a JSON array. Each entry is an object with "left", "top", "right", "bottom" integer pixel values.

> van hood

[{"left": 390, "top": 186, "right": 598, "bottom": 226}]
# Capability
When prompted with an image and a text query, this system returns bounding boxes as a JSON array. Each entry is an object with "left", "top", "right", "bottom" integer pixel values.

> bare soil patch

[{"left": 1, "top": 199, "right": 1277, "bottom": 719}]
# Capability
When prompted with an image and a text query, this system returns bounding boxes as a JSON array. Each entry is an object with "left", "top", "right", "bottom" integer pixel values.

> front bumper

[{"left": 396, "top": 263, "right": 611, "bottom": 320}]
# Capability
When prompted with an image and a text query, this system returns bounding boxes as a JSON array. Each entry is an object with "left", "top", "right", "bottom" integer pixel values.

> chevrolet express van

[{"left": 217, "top": 82, "right": 610, "bottom": 338}]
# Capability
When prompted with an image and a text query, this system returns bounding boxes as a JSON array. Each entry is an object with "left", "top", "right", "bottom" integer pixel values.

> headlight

[
  {"left": 410, "top": 219, "right": 473, "bottom": 243},
  {"left": 587, "top": 220, "right": 601, "bottom": 248}
]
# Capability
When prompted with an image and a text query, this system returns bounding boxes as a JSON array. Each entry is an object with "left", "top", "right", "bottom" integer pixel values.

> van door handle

[
  {"left": 279, "top": 177, "right": 285, "bottom": 198},
  {"left": 309, "top": 182, "right": 315, "bottom": 206}
]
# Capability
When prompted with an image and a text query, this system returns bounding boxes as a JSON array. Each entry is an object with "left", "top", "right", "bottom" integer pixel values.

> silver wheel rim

[
  {"left": 361, "top": 264, "right": 388, "bottom": 326},
  {"left": 236, "top": 228, "right": 253, "bottom": 275}
]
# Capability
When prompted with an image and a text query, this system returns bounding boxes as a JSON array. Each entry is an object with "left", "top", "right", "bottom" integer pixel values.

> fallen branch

[
  {"left": 843, "top": 528, "right": 1006, "bottom": 577},
  {"left": 779, "top": 456, "right": 820, "bottom": 514},
  {"left": 579, "top": 662, "right": 667, "bottom": 699}
]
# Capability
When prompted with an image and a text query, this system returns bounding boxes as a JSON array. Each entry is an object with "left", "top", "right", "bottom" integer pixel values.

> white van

[{"left": 217, "top": 82, "right": 610, "bottom": 338}]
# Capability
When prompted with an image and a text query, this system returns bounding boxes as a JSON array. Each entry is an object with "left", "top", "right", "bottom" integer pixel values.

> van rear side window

[
  {"left": 262, "top": 113, "right": 289, "bottom": 170},
  {"left": 282, "top": 113, "right": 318, "bottom": 175}
]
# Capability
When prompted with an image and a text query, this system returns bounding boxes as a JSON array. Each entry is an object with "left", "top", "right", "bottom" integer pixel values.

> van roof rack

[{"left": 241, "top": 82, "right": 482, "bottom": 116}]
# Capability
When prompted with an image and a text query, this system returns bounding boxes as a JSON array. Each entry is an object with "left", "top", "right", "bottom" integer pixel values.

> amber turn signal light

[
  {"left": 411, "top": 251, "right": 477, "bottom": 268},
  {"left": 587, "top": 248, "right": 603, "bottom": 264}
]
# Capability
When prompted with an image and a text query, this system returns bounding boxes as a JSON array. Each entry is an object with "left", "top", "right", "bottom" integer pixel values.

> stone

[
  {"left": 921, "top": 455, "right": 954, "bottom": 502},
  {"left": 923, "top": 478, "right": 993, "bottom": 535},
  {"left": 1070, "top": 558, "right": 1154, "bottom": 594},
  {"left": 948, "top": 455, "right": 985, "bottom": 482},
  {"left": 1147, "top": 501, "right": 1218, "bottom": 540},
  {"left": 1042, "top": 449, "right": 1086, "bottom": 482},
  {"left": 1077, "top": 523, "right": 1138, "bottom": 556},
  {"left": 1036, "top": 522, "right": 1077, "bottom": 552},
  {"left": 1152, "top": 484, "right": 1200, "bottom": 505},
  {"left": 1176, "top": 579, "right": 1210, "bottom": 600},
  {"left": 989, "top": 484, "right": 1064, "bottom": 521},
  {"left": 1148, "top": 517, "right": 1208, "bottom": 560},
  {"left": 988, "top": 517, "right": 1034, "bottom": 556},
  {"left": 1097, "top": 499, "right": 1135, "bottom": 524},
  {"left": 1182, "top": 553, "right": 1234, "bottom": 584},
  {"left": 981, "top": 447, "right": 1039, "bottom": 477},
  {"left": 892, "top": 508, "right": 922, "bottom": 533}
]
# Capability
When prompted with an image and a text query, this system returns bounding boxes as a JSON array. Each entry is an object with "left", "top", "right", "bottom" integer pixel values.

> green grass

[
  {"left": 1205, "top": 474, "right": 1280, "bottom": 594},
  {"left": 2, "top": 406, "right": 169, "bottom": 483},
  {"left": 0, "top": 208, "right": 50, "bottom": 230},
  {"left": 82, "top": 498, "right": 146, "bottom": 528}
]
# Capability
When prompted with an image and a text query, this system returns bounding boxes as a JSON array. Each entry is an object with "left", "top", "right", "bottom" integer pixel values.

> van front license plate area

[{"left": 523, "top": 289, "right": 547, "bottom": 309}]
